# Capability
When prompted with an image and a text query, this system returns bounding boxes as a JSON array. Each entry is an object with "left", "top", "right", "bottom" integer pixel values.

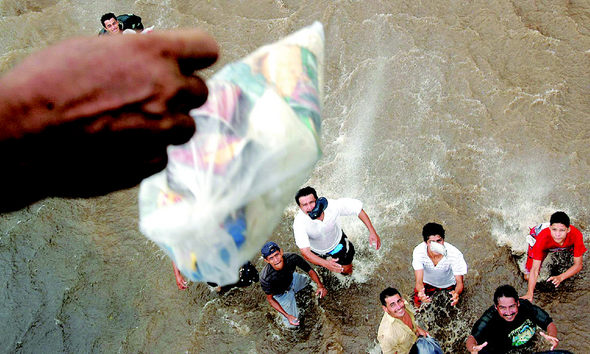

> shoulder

[
  {"left": 293, "top": 210, "right": 309, "bottom": 223},
  {"left": 283, "top": 253, "right": 298, "bottom": 261},
  {"left": 413, "top": 242, "right": 426, "bottom": 252},
  {"left": 378, "top": 312, "right": 391, "bottom": 331},
  {"left": 445, "top": 242, "right": 466, "bottom": 260},
  {"left": 537, "top": 226, "right": 552, "bottom": 239},
  {"left": 377, "top": 313, "right": 397, "bottom": 339},
  {"left": 444, "top": 242, "right": 462, "bottom": 253},
  {"left": 518, "top": 299, "right": 542, "bottom": 317},
  {"left": 471, "top": 305, "right": 496, "bottom": 337},
  {"left": 330, "top": 197, "right": 362, "bottom": 210},
  {"left": 288, "top": 253, "right": 311, "bottom": 268},
  {"left": 412, "top": 243, "right": 427, "bottom": 257},
  {"left": 519, "top": 299, "right": 545, "bottom": 314},
  {"left": 327, "top": 198, "right": 343, "bottom": 208},
  {"left": 284, "top": 252, "right": 306, "bottom": 263},
  {"left": 259, "top": 264, "right": 274, "bottom": 282},
  {"left": 519, "top": 299, "right": 553, "bottom": 326},
  {"left": 475, "top": 305, "right": 497, "bottom": 327},
  {"left": 569, "top": 225, "right": 584, "bottom": 239},
  {"left": 532, "top": 228, "right": 552, "bottom": 249}
]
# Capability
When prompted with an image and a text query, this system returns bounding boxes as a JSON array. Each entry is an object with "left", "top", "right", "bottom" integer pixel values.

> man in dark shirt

[
  {"left": 260, "top": 241, "right": 327, "bottom": 328},
  {"left": 466, "top": 284, "right": 559, "bottom": 353}
]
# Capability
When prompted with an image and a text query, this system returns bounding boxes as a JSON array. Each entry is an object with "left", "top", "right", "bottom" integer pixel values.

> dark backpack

[{"left": 118, "top": 14, "right": 143, "bottom": 31}]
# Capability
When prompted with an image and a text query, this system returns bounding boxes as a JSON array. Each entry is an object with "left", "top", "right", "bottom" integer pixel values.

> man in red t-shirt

[{"left": 521, "top": 211, "right": 587, "bottom": 301}]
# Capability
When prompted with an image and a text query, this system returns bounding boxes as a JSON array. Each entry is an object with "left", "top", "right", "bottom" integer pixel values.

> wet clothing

[
  {"left": 293, "top": 197, "right": 362, "bottom": 254},
  {"left": 312, "top": 231, "right": 355, "bottom": 265},
  {"left": 471, "top": 299, "right": 553, "bottom": 353},
  {"left": 260, "top": 253, "right": 312, "bottom": 328},
  {"left": 409, "top": 336, "right": 443, "bottom": 354},
  {"left": 272, "top": 272, "right": 309, "bottom": 328},
  {"left": 260, "top": 253, "right": 311, "bottom": 295},
  {"left": 412, "top": 242, "right": 467, "bottom": 288},
  {"left": 525, "top": 225, "right": 586, "bottom": 271},
  {"left": 378, "top": 303, "right": 419, "bottom": 354}
]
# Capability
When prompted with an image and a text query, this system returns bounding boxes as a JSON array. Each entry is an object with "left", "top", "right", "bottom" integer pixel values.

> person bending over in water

[
  {"left": 466, "top": 284, "right": 559, "bottom": 353},
  {"left": 521, "top": 211, "right": 586, "bottom": 302},
  {"left": 100, "top": 13, "right": 147, "bottom": 35},
  {"left": 412, "top": 222, "right": 467, "bottom": 307},
  {"left": 292, "top": 186, "right": 381, "bottom": 275},
  {"left": 259, "top": 241, "right": 327, "bottom": 328}
]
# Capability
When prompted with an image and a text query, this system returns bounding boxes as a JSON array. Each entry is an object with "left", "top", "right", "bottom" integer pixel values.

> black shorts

[{"left": 313, "top": 232, "right": 355, "bottom": 266}]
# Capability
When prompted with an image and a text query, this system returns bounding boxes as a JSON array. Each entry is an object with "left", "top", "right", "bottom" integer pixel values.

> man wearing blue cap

[{"left": 260, "top": 241, "right": 327, "bottom": 328}]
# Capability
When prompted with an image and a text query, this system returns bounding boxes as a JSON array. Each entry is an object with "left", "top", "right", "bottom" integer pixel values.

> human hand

[
  {"left": 286, "top": 314, "right": 300, "bottom": 326},
  {"left": 417, "top": 289, "right": 431, "bottom": 304},
  {"left": 369, "top": 231, "right": 381, "bottom": 250},
  {"left": 539, "top": 331, "right": 559, "bottom": 350},
  {"left": 449, "top": 290, "right": 460, "bottom": 306},
  {"left": 325, "top": 258, "right": 344, "bottom": 273},
  {"left": 0, "top": 29, "right": 218, "bottom": 211},
  {"left": 469, "top": 341, "right": 487, "bottom": 353},
  {"left": 316, "top": 286, "right": 328, "bottom": 298},
  {"left": 175, "top": 275, "right": 188, "bottom": 290},
  {"left": 341, "top": 263, "right": 353, "bottom": 274},
  {"left": 520, "top": 293, "right": 534, "bottom": 302},
  {"left": 173, "top": 262, "right": 188, "bottom": 290},
  {"left": 416, "top": 327, "right": 429, "bottom": 337},
  {"left": 548, "top": 274, "right": 565, "bottom": 288}
]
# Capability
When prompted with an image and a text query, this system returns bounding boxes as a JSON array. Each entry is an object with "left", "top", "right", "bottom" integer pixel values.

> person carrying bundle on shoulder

[{"left": 99, "top": 13, "right": 149, "bottom": 36}]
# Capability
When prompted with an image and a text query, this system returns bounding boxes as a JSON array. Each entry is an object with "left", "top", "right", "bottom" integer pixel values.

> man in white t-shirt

[
  {"left": 412, "top": 222, "right": 467, "bottom": 306},
  {"left": 293, "top": 186, "right": 381, "bottom": 275}
]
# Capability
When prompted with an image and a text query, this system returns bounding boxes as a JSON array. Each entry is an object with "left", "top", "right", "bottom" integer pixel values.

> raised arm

[{"left": 358, "top": 209, "right": 381, "bottom": 249}]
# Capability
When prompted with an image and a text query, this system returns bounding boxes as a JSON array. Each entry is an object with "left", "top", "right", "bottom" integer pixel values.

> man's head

[
  {"left": 493, "top": 284, "right": 520, "bottom": 322},
  {"left": 380, "top": 287, "right": 406, "bottom": 319},
  {"left": 422, "top": 223, "right": 445, "bottom": 253},
  {"left": 549, "top": 211, "right": 570, "bottom": 245},
  {"left": 101, "top": 13, "right": 120, "bottom": 34},
  {"left": 295, "top": 186, "right": 318, "bottom": 214},
  {"left": 261, "top": 241, "right": 284, "bottom": 270}
]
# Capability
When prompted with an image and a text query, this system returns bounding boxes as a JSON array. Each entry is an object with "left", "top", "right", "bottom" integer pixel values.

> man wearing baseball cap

[{"left": 259, "top": 241, "right": 327, "bottom": 328}]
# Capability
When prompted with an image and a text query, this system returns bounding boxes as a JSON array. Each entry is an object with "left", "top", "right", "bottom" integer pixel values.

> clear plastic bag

[{"left": 138, "top": 22, "right": 324, "bottom": 285}]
